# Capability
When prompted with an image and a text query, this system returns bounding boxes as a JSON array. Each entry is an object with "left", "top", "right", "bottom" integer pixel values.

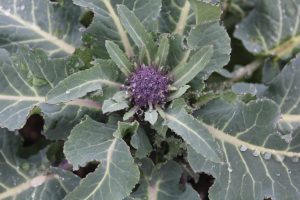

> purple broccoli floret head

[{"left": 127, "top": 65, "right": 169, "bottom": 107}]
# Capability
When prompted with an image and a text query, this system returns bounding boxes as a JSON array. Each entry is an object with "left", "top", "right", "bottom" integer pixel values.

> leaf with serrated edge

[
  {"left": 0, "top": 129, "right": 80, "bottom": 199},
  {"left": 105, "top": 40, "right": 133, "bottom": 76},
  {"left": 234, "top": 0, "right": 300, "bottom": 58},
  {"left": 187, "top": 98, "right": 300, "bottom": 200},
  {"left": 155, "top": 35, "right": 170, "bottom": 68},
  {"left": 64, "top": 117, "right": 139, "bottom": 200},
  {"left": 0, "top": 0, "right": 81, "bottom": 57}
]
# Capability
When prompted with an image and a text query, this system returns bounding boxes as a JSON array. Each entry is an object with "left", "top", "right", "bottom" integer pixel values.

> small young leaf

[
  {"left": 131, "top": 128, "right": 153, "bottom": 158},
  {"left": 105, "top": 40, "right": 133, "bottom": 76},
  {"left": 113, "top": 121, "right": 139, "bottom": 138},
  {"left": 155, "top": 35, "right": 170, "bottom": 68},
  {"left": 144, "top": 109, "right": 158, "bottom": 125},
  {"left": 167, "top": 85, "right": 190, "bottom": 101},
  {"left": 117, "top": 5, "right": 157, "bottom": 63},
  {"left": 171, "top": 45, "right": 213, "bottom": 87},
  {"left": 102, "top": 98, "right": 129, "bottom": 114},
  {"left": 123, "top": 106, "right": 139, "bottom": 121}
]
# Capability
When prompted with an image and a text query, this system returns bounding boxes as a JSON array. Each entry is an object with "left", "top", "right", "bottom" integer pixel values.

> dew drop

[
  {"left": 66, "top": 90, "right": 70, "bottom": 94},
  {"left": 20, "top": 5, "right": 25, "bottom": 10},
  {"left": 276, "top": 173, "right": 280, "bottom": 177},
  {"left": 263, "top": 152, "right": 272, "bottom": 160},
  {"left": 252, "top": 149, "right": 260, "bottom": 157},
  {"left": 228, "top": 167, "right": 233, "bottom": 173},
  {"left": 4, "top": 9, "right": 11, "bottom": 16},
  {"left": 239, "top": 145, "right": 247, "bottom": 152},
  {"left": 281, "top": 134, "right": 293, "bottom": 144},
  {"left": 288, "top": 170, "right": 292, "bottom": 174},
  {"left": 292, "top": 157, "right": 299, "bottom": 163}
]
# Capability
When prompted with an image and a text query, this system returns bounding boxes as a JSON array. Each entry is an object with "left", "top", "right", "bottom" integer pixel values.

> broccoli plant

[{"left": 0, "top": 0, "right": 299, "bottom": 200}]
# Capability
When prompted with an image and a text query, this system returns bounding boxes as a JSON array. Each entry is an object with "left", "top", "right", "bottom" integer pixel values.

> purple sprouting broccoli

[{"left": 127, "top": 64, "right": 169, "bottom": 107}]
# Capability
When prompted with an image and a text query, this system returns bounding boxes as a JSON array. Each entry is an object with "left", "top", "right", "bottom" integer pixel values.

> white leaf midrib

[
  {"left": 0, "top": 7, "right": 75, "bottom": 54},
  {"left": 83, "top": 139, "right": 117, "bottom": 200}
]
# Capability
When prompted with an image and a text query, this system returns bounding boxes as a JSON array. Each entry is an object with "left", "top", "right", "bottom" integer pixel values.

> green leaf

[
  {"left": 187, "top": 21, "right": 231, "bottom": 80},
  {"left": 167, "top": 85, "right": 190, "bottom": 101},
  {"left": 262, "top": 55, "right": 300, "bottom": 133},
  {"left": 131, "top": 160, "right": 199, "bottom": 200},
  {"left": 105, "top": 40, "right": 133, "bottom": 76},
  {"left": 0, "top": 129, "right": 80, "bottom": 199},
  {"left": 74, "top": 0, "right": 161, "bottom": 58},
  {"left": 0, "top": 0, "right": 82, "bottom": 57},
  {"left": 64, "top": 117, "right": 140, "bottom": 200},
  {"left": 234, "top": 0, "right": 300, "bottom": 58},
  {"left": 0, "top": 47, "right": 67, "bottom": 130},
  {"left": 131, "top": 128, "right": 153, "bottom": 159},
  {"left": 113, "top": 121, "right": 139, "bottom": 138},
  {"left": 117, "top": 5, "right": 157, "bottom": 63},
  {"left": 155, "top": 35, "right": 170, "bottom": 68},
  {"left": 41, "top": 102, "right": 100, "bottom": 140},
  {"left": 165, "top": 99, "right": 223, "bottom": 163},
  {"left": 160, "top": 0, "right": 195, "bottom": 35},
  {"left": 102, "top": 99, "right": 129, "bottom": 114},
  {"left": 188, "top": 98, "right": 300, "bottom": 200},
  {"left": 190, "top": 0, "right": 222, "bottom": 24},
  {"left": 159, "top": 0, "right": 220, "bottom": 35},
  {"left": 172, "top": 45, "right": 213, "bottom": 87},
  {"left": 144, "top": 109, "right": 158, "bottom": 125},
  {"left": 47, "top": 60, "right": 121, "bottom": 104}
]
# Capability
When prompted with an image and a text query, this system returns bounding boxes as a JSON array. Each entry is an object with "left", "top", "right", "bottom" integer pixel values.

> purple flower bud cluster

[{"left": 127, "top": 65, "right": 169, "bottom": 107}]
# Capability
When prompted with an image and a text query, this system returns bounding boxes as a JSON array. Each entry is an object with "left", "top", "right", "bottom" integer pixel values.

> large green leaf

[
  {"left": 0, "top": 46, "right": 100, "bottom": 134},
  {"left": 0, "top": 0, "right": 81, "bottom": 57},
  {"left": 262, "top": 55, "right": 300, "bottom": 134},
  {"left": 0, "top": 129, "right": 80, "bottom": 199},
  {"left": 234, "top": 0, "right": 300, "bottom": 58},
  {"left": 73, "top": 0, "right": 161, "bottom": 58},
  {"left": 131, "top": 159, "right": 199, "bottom": 200},
  {"left": 64, "top": 117, "right": 140, "bottom": 200},
  {"left": 47, "top": 59, "right": 121, "bottom": 104},
  {"left": 187, "top": 98, "right": 300, "bottom": 200},
  {"left": 0, "top": 47, "right": 67, "bottom": 130}
]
